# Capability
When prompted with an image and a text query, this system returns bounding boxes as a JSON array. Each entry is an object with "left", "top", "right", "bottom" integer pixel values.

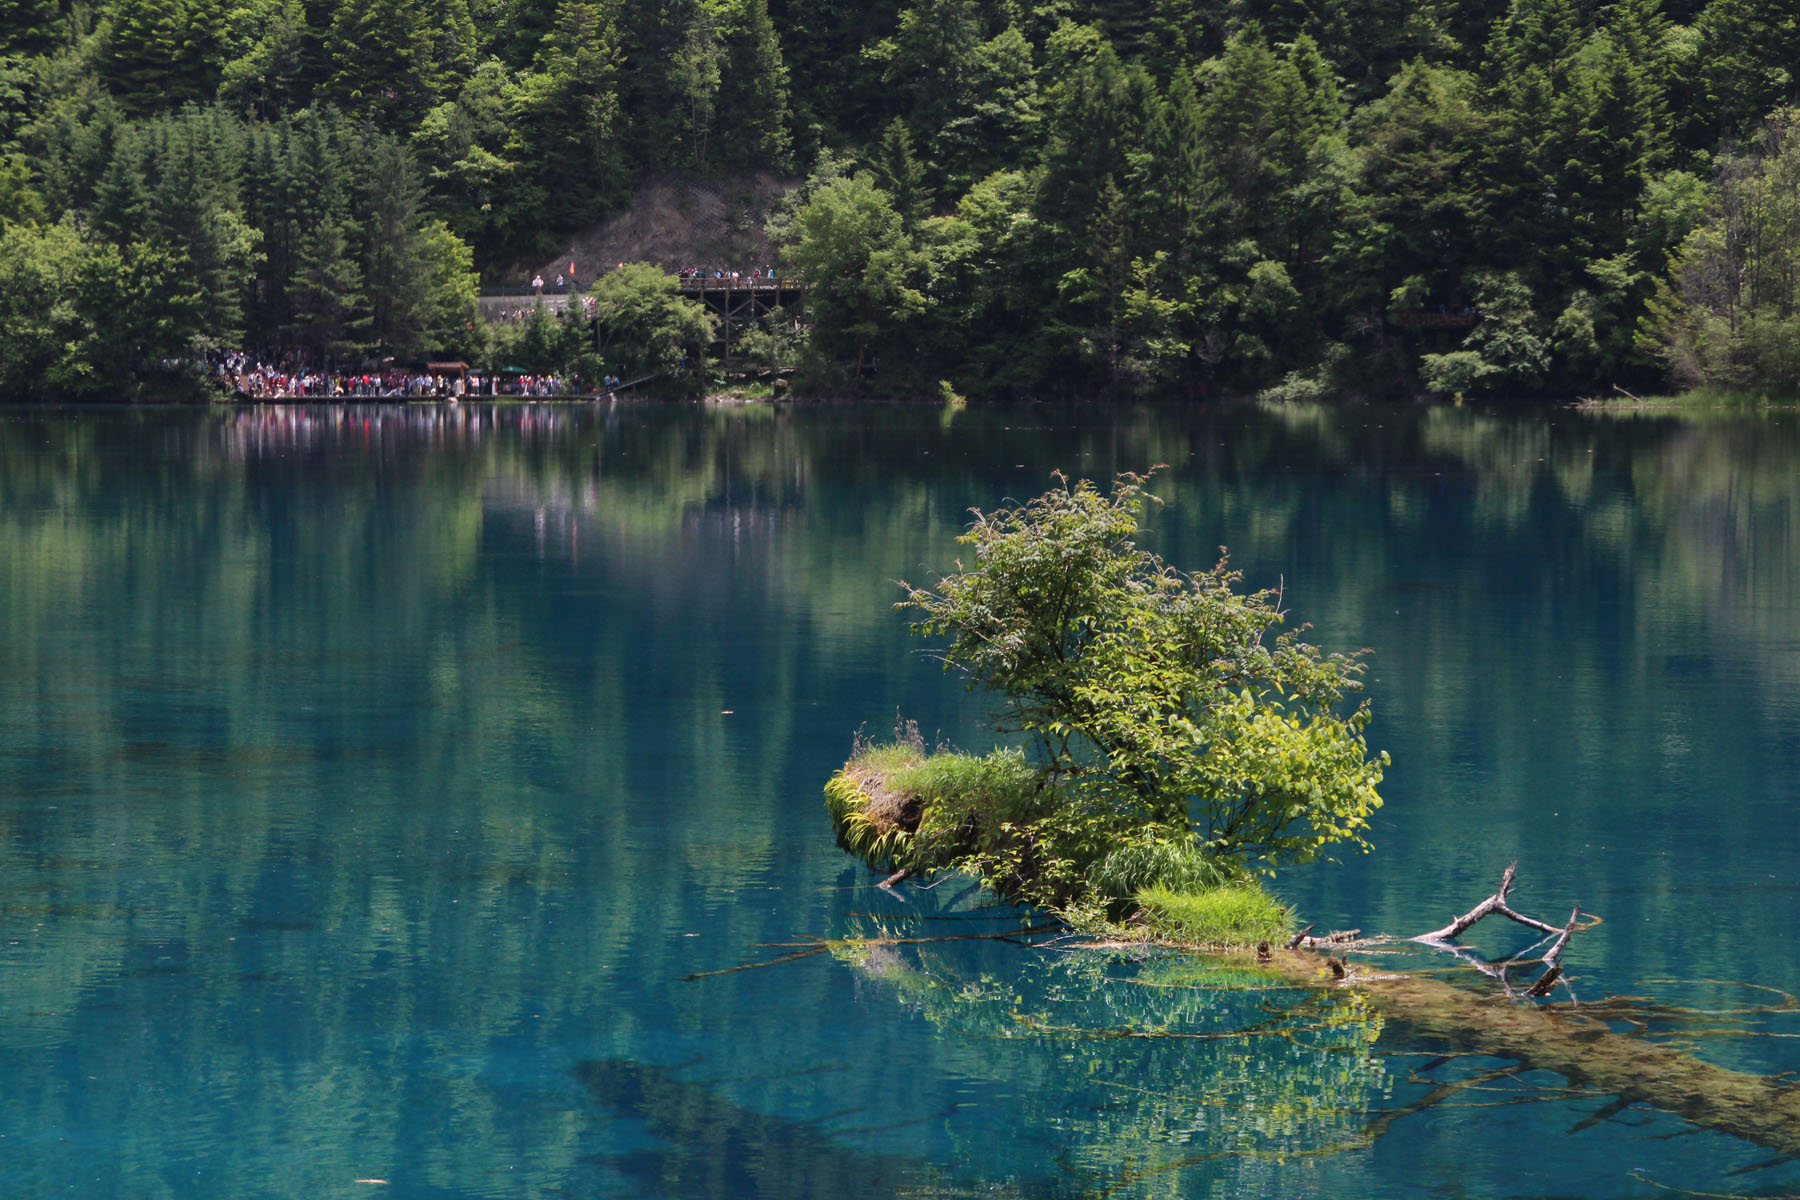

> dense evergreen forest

[{"left": 2, "top": 0, "right": 1799, "bottom": 398}]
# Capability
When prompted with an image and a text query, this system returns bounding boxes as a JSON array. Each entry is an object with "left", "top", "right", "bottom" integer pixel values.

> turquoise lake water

[{"left": 2, "top": 401, "right": 1799, "bottom": 1199}]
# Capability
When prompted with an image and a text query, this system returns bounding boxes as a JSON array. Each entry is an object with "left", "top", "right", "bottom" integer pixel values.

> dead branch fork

[{"left": 1411, "top": 860, "right": 1582, "bottom": 998}]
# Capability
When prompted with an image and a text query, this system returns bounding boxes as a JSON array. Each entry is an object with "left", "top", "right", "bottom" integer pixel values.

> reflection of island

[
  {"left": 816, "top": 883, "right": 1392, "bottom": 1189},
  {"left": 816, "top": 878, "right": 1800, "bottom": 1187}
]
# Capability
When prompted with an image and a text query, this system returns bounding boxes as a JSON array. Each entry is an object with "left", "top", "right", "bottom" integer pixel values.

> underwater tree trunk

[
  {"left": 1259, "top": 943, "right": 1800, "bottom": 1157},
  {"left": 1258, "top": 864, "right": 1800, "bottom": 1157}
]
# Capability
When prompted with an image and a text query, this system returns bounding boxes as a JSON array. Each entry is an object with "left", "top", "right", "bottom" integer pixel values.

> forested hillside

[{"left": 1, "top": 0, "right": 1799, "bottom": 398}]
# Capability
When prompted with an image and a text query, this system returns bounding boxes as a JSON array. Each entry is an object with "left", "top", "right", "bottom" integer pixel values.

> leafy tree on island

[{"left": 827, "top": 474, "right": 1386, "bottom": 927}]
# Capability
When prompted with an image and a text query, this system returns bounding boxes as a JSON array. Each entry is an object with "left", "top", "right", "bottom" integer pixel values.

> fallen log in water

[
  {"left": 1216, "top": 863, "right": 1800, "bottom": 1159},
  {"left": 1261, "top": 947, "right": 1800, "bottom": 1158}
]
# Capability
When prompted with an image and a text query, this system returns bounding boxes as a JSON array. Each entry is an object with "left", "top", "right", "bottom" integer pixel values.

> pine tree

[
  {"left": 1199, "top": 31, "right": 1307, "bottom": 251},
  {"left": 713, "top": 0, "right": 792, "bottom": 168},
  {"left": 1287, "top": 34, "right": 1346, "bottom": 137},
  {"left": 217, "top": 0, "right": 313, "bottom": 117},
  {"left": 869, "top": 118, "right": 931, "bottom": 229},
  {"left": 99, "top": 0, "right": 226, "bottom": 113},
  {"left": 926, "top": 23, "right": 1039, "bottom": 194},
  {"left": 1343, "top": 60, "right": 1485, "bottom": 307},
  {"left": 322, "top": 0, "right": 476, "bottom": 127},
  {"left": 1141, "top": 69, "right": 1210, "bottom": 263},
  {"left": 1687, "top": 0, "right": 1800, "bottom": 140},
  {"left": 872, "top": 0, "right": 985, "bottom": 189},
  {"left": 142, "top": 106, "right": 259, "bottom": 344},
  {"left": 0, "top": 0, "right": 64, "bottom": 56},
  {"left": 1231, "top": 0, "right": 1453, "bottom": 99},
  {"left": 767, "top": 0, "right": 905, "bottom": 154},
  {"left": 617, "top": 0, "right": 719, "bottom": 170},
  {"left": 1476, "top": 0, "right": 1592, "bottom": 282},
  {"left": 1083, "top": 174, "right": 1129, "bottom": 377},
  {"left": 504, "top": 0, "right": 623, "bottom": 232},
  {"left": 355, "top": 131, "right": 426, "bottom": 353},
  {"left": 91, "top": 127, "right": 152, "bottom": 243},
  {"left": 291, "top": 216, "right": 367, "bottom": 360},
  {"left": 281, "top": 108, "right": 369, "bottom": 356},
  {"left": 1038, "top": 38, "right": 1132, "bottom": 233}
]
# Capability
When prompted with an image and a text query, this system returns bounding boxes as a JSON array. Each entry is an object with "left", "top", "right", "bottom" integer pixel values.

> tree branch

[
  {"left": 1525, "top": 906, "right": 1582, "bottom": 998},
  {"left": 1411, "top": 860, "right": 1566, "bottom": 942}
]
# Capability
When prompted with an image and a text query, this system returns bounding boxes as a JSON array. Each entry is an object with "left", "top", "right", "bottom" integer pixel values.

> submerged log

[
  {"left": 1259, "top": 945, "right": 1800, "bottom": 1157},
  {"left": 1224, "top": 864, "right": 1800, "bottom": 1152}
]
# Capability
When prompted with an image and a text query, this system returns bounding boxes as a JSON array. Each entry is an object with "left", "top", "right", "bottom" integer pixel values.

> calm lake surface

[{"left": 3, "top": 400, "right": 1799, "bottom": 1199}]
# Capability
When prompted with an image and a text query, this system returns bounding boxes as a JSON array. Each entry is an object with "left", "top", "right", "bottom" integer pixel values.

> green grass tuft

[
  {"left": 825, "top": 743, "right": 1055, "bottom": 883},
  {"left": 1087, "top": 833, "right": 1242, "bottom": 902},
  {"left": 846, "top": 741, "right": 926, "bottom": 774},
  {"left": 891, "top": 748, "right": 1041, "bottom": 815},
  {"left": 1135, "top": 882, "right": 1295, "bottom": 947}
]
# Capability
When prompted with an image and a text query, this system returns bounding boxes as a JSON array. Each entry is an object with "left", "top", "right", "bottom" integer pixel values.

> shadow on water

[{"left": 575, "top": 1058, "right": 1078, "bottom": 1200}]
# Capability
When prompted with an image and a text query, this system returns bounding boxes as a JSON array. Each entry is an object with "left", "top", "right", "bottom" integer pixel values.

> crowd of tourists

[
  {"left": 208, "top": 353, "right": 575, "bottom": 399},
  {"left": 518, "top": 267, "right": 781, "bottom": 292},
  {"left": 676, "top": 267, "right": 779, "bottom": 282}
]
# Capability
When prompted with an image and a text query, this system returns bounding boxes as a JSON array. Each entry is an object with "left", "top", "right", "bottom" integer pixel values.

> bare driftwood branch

[
  {"left": 1294, "top": 928, "right": 1372, "bottom": 951},
  {"left": 1525, "top": 906, "right": 1582, "bottom": 997},
  {"left": 1539, "top": 905, "right": 1581, "bottom": 969},
  {"left": 1402, "top": 863, "right": 1585, "bottom": 1003},
  {"left": 1412, "top": 860, "right": 1566, "bottom": 942}
]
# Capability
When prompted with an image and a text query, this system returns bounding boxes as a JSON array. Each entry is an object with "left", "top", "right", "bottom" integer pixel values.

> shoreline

[{"left": 213, "top": 391, "right": 1800, "bottom": 410}]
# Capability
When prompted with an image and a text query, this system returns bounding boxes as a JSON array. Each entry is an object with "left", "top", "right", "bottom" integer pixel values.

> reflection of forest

[{"left": 2, "top": 403, "right": 1799, "bottom": 1197}]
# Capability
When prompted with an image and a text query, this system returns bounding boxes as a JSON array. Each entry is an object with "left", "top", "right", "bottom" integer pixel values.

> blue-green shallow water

[{"left": 2, "top": 401, "right": 1799, "bottom": 1199}]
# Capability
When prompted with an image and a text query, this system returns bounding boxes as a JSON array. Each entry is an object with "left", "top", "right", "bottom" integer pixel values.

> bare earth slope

[{"left": 508, "top": 174, "right": 800, "bottom": 287}]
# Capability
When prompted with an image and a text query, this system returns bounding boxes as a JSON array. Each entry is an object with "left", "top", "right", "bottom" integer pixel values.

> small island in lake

[{"left": 821, "top": 470, "right": 1800, "bottom": 1164}]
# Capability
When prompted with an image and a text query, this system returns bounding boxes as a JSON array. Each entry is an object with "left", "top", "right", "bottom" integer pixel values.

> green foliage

[
  {"left": 321, "top": 0, "right": 475, "bottom": 128},
  {"left": 99, "top": 0, "right": 226, "bottom": 113},
  {"left": 777, "top": 169, "right": 926, "bottom": 379},
  {"left": 1420, "top": 270, "right": 1550, "bottom": 395},
  {"left": 824, "top": 733, "right": 1305, "bottom": 940},
  {"left": 0, "top": 0, "right": 1794, "bottom": 398},
  {"left": 0, "top": 151, "right": 44, "bottom": 224},
  {"left": 1086, "top": 830, "right": 1244, "bottom": 901},
  {"left": 0, "top": 0, "right": 63, "bottom": 57},
  {"left": 0, "top": 218, "right": 206, "bottom": 398},
  {"left": 1645, "top": 108, "right": 1800, "bottom": 393},
  {"left": 902, "top": 747, "right": 1060, "bottom": 879},
  {"left": 866, "top": 118, "right": 930, "bottom": 230},
  {"left": 217, "top": 0, "right": 310, "bottom": 116},
  {"left": 713, "top": 0, "right": 791, "bottom": 168},
  {"left": 1134, "top": 881, "right": 1295, "bottom": 945},
  {"left": 828, "top": 739, "right": 1177, "bottom": 908},
  {"left": 900, "top": 473, "right": 1387, "bottom": 873},
  {"left": 824, "top": 765, "right": 916, "bottom": 872},
  {"left": 411, "top": 60, "right": 513, "bottom": 256},
  {"left": 585, "top": 262, "right": 716, "bottom": 387}
]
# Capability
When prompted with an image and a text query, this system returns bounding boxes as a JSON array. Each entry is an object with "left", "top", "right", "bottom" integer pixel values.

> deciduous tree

[{"left": 901, "top": 473, "right": 1386, "bottom": 872}]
